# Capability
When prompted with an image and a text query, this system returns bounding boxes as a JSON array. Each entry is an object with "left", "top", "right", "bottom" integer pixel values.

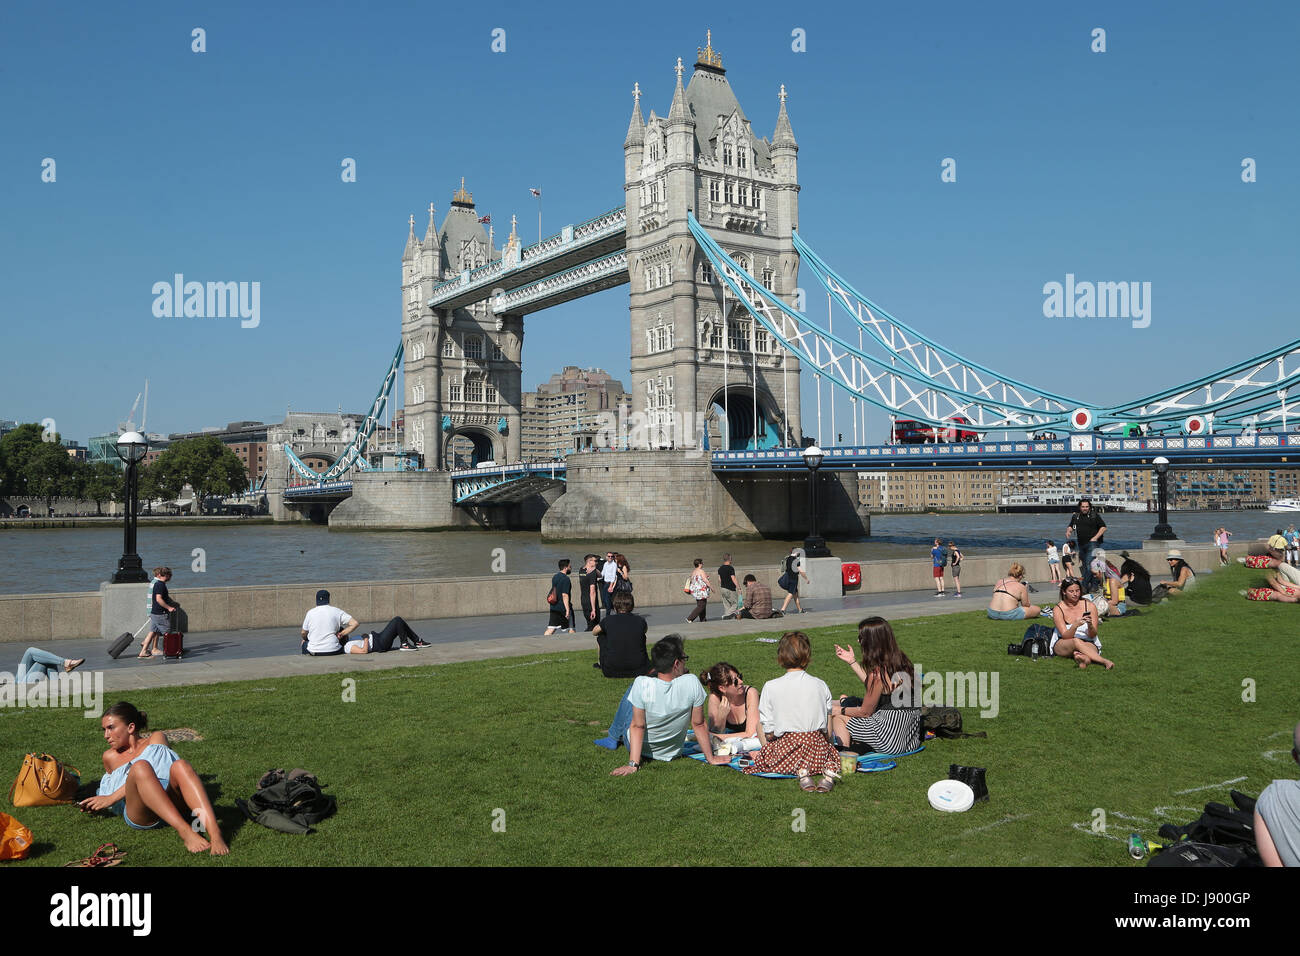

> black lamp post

[
  {"left": 111, "top": 431, "right": 150, "bottom": 583},
  {"left": 1150, "top": 456, "right": 1177, "bottom": 540},
  {"left": 802, "top": 444, "right": 832, "bottom": 558}
]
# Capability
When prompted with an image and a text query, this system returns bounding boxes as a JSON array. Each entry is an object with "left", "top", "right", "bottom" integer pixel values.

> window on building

[
  {"left": 449, "top": 380, "right": 462, "bottom": 402},
  {"left": 701, "top": 261, "right": 713, "bottom": 284},
  {"left": 738, "top": 184, "right": 748, "bottom": 206},
  {"left": 752, "top": 187, "right": 761, "bottom": 208},
  {"left": 762, "top": 268, "right": 775, "bottom": 291},
  {"left": 492, "top": 340, "right": 504, "bottom": 361},
  {"left": 442, "top": 337, "right": 455, "bottom": 359},
  {"left": 464, "top": 335, "right": 484, "bottom": 360},
  {"left": 709, "top": 321, "right": 723, "bottom": 349},
  {"left": 728, "top": 318, "right": 750, "bottom": 352},
  {"left": 738, "top": 147, "right": 747, "bottom": 170},
  {"left": 724, "top": 181, "right": 733, "bottom": 204},
  {"left": 723, "top": 144, "right": 733, "bottom": 166},
  {"left": 486, "top": 383, "right": 498, "bottom": 403},
  {"left": 466, "top": 380, "right": 483, "bottom": 402},
  {"left": 709, "top": 179, "right": 719, "bottom": 203}
]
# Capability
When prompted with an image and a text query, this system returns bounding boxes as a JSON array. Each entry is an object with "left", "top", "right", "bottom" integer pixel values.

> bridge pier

[
  {"left": 540, "top": 450, "right": 869, "bottom": 541},
  {"left": 327, "top": 471, "right": 557, "bottom": 530}
]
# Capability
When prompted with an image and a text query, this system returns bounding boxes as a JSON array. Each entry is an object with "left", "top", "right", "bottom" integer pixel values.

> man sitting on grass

[
  {"left": 608, "top": 636, "right": 729, "bottom": 776},
  {"left": 1255, "top": 721, "right": 1300, "bottom": 867},
  {"left": 301, "top": 589, "right": 358, "bottom": 656},
  {"left": 738, "top": 574, "right": 781, "bottom": 619}
]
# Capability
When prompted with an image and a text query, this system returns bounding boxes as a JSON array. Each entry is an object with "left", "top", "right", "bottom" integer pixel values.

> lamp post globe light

[
  {"left": 1150, "top": 456, "right": 1177, "bottom": 541},
  {"left": 802, "top": 444, "right": 832, "bottom": 558},
  {"left": 111, "top": 431, "right": 150, "bottom": 583}
]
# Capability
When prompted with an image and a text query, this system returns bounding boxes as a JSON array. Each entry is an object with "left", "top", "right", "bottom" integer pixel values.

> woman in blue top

[{"left": 78, "top": 702, "right": 229, "bottom": 855}]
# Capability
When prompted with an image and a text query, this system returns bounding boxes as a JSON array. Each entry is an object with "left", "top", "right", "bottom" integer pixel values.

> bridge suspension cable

[
  {"left": 689, "top": 215, "right": 1074, "bottom": 432},
  {"left": 283, "top": 340, "right": 404, "bottom": 481}
]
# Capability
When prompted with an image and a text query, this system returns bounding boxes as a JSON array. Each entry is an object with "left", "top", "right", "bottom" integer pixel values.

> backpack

[
  {"left": 921, "top": 707, "right": 987, "bottom": 741},
  {"left": 1007, "top": 624, "right": 1053, "bottom": 657},
  {"left": 1149, "top": 791, "right": 1261, "bottom": 867},
  {"left": 236, "top": 768, "right": 336, "bottom": 835}
]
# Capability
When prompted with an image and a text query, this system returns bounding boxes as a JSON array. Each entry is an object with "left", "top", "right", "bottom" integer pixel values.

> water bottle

[{"left": 1030, "top": 641, "right": 1040, "bottom": 661}]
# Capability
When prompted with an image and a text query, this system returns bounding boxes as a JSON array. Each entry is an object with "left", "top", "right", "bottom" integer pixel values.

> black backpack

[
  {"left": 237, "top": 768, "right": 337, "bottom": 835},
  {"left": 1008, "top": 624, "right": 1053, "bottom": 657},
  {"left": 921, "top": 707, "right": 987, "bottom": 742},
  {"left": 1149, "top": 791, "right": 1261, "bottom": 867}
]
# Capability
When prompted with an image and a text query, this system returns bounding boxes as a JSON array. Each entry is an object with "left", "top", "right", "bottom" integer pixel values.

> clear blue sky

[{"left": 2, "top": 0, "right": 1296, "bottom": 445}]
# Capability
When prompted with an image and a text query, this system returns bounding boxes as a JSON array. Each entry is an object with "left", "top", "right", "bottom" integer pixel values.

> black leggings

[{"left": 371, "top": 616, "right": 420, "bottom": 652}]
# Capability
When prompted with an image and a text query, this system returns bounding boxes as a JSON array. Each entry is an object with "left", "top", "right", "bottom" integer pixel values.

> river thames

[{"left": 0, "top": 510, "right": 1289, "bottom": 595}]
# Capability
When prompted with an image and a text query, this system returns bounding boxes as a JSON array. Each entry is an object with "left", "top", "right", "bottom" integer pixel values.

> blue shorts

[{"left": 987, "top": 607, "right": 1027, "bottom": 621}]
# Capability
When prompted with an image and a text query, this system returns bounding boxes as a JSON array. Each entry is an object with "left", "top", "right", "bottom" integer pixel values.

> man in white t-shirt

[
  {"left": 610, "top": 635, "right": 729, "bottom": 775},
  {"left": 301, "top": 589, "right": 360, "bottom": 656},
  {"left": 600, "top": 551, "right": 618, "bottom": 613}
]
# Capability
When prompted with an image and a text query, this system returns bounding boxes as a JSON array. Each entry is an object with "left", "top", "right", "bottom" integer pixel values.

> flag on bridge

[
  {"left": 529, "top": 188, "right": 541, "bottom": 197},
  {"left": 478, "top": 214, "right": 491, "bottom": 223}
]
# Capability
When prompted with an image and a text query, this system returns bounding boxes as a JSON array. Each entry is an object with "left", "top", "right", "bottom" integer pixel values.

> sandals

[
  {"left": 798, "top": 771, "right": 817, "bottom": 792},
  {"left": 64, "top": 658, "right": 85, "bottom": 673},
  {"left": 816, "top": 775, "right": 836, "bottom": 793},
  {"left": 64, "top": 843, "right": 126, "bottom": 868}
]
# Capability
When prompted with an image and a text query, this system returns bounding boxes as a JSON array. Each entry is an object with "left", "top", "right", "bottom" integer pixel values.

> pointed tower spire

[
  {"left": 422, "top": 202, "right": 438, "bottom": 248},
  {"left": 773, "top": 84, "right": 797, "bottom": 148},
  {"left": 624, "top": 81, "right": 645, "bottom": 147},
  {"left": 668, "top": 57, "right": 691, "bottom": 122},
  {"left": 403, "top": 213, "right": 418, "bottom": 258}
]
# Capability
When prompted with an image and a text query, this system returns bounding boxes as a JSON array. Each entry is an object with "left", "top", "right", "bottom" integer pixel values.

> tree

[
  {"left": 24, "top": 439, "right": 76, "bottom": 512},
  {"left": 80, "top": 460, "right": 123, "bottom": 516},
  {"left": 0, "top": 424, "right": 46, "bottom": 495},
  {"left": 151, "top": 437, "right": 248, "bottom": 514}
]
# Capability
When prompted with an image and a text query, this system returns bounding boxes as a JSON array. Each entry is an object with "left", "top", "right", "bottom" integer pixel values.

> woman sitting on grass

[
  {"left": 1155, "top": 550, "right": 1197, "bottom": 598},
  {"left": 828, "top": 617, "right": 921, "bottom": 756},
  {"left": 1050, "top": 578, "right": 1113, "bottom": 670},
  {"left": 1244, "top": 572, "right": 1300, "bottom": 603},
  {"left": 987, "top": 563, "right": 1041, "bottom": 620},
  {"left": 14, "top": 647, "right": 84, "bottom": 683},
  {"left": 77, "top": 702, "right": 229, "bottom": 855},
  {"left": 746, "top": 632, "right": 840, "bottom": 793},
  {"left": 699, "top": 662, "right": 760, "bottom": 749}
]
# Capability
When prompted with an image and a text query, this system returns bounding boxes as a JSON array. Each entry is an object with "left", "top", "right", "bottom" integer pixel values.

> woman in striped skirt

[{"left": 829, "top": 617, "right": 921, "bottom": 755}]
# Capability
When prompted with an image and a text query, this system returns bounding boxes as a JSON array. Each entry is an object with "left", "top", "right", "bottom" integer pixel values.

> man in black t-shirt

[
  {"left": 544, "top": 559, "right": 574, "bottom": 635},
  {"left": 1067, "top": 499, "right": 1107, "bottom": 593},
  {"left": 717, "top": 553, "right": 740, "bottom": 620},
  {"left": 591, "top": 591, "right": 651, "bottom": 677},
  {"left": 578, "top": 554, "right": 601, "bottom": 631}
]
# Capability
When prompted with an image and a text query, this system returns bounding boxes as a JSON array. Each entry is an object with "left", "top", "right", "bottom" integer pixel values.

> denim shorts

[{"left": 987, "top": 606, "right": 1027, "bottom": 621}]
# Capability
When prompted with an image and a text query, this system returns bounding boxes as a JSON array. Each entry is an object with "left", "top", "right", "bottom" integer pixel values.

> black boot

[{"left": 965, "top": 767, "right": 989, "bottom": 802}]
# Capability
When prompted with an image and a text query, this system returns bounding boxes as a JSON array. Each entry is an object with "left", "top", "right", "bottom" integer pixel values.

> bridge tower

[
  {"left": 402, "top": 181, "right": 523, "bottom": 470},
  {"left": 624, "top": 33, "right": 802, "bottom": 450}
]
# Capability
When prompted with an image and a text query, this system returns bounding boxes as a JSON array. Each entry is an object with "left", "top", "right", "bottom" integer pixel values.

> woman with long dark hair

[
  {"left": 699, "top": 662, "right": 760, "bottom": 746},
  {"left": 829, "top": 617, "right": 920, "bottom": 755},
  {"left": 1050, "top": 578, "right": 1113, "bottom": 670},
  {"left": 77, "top": 702, "right": 230, "bottom": 855}
]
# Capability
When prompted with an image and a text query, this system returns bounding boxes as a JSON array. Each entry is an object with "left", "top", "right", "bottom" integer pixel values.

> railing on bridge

[
  {"left": 427, "top": 206, "right": 626, "bottom": 307},
  {"left": 450, "top": 461, "right": 567, "bottom": 504},
  {"left": 489, "top": 250, "right": 628, "bottom": 314},
  {"left": 711, "top": 432, "right": 1299, "bottom": 470}
]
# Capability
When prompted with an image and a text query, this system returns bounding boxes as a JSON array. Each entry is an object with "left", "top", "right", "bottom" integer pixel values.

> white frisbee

[{"left": 928, "top": 779, "right": 975, "bottom": 813}]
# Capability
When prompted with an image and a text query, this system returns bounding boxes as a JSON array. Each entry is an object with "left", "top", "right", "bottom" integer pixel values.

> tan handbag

[{"left": 8, "top": 753, "right": 80, "bottom": 807}]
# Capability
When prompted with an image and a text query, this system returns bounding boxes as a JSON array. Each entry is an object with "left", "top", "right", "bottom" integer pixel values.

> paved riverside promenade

[{"left": 5, "top": 585, "right": 1020, "bottom": 695}]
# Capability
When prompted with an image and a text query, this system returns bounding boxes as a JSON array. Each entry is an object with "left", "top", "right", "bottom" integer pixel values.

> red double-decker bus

[{"left": 891, "top": 416, "right": 980, "bottom": 444}]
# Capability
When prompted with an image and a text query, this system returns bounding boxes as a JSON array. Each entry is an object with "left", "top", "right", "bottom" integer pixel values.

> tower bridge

[{"left": 266, "top": 32, "right": 1300, "bottom": 536}]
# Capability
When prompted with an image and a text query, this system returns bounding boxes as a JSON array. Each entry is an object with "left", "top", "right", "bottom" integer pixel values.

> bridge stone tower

[
  {"left": 402, "top": 181, "right": 523, "bottom": 470},
  {"left": 624, "top": 34, "right": 802, "bottom": 450}
]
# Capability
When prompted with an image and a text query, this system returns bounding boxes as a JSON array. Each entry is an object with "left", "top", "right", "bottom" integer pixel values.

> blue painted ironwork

[
  {"left": 451, "top": 462, "right": 567, "bottom": 504},
  {"left": 283, "top": 340, "right": 404, "bottom": 482}
]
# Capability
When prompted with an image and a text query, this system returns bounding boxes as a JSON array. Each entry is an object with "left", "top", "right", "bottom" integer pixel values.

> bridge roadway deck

[{"left": 12, "top": 586, "right": 1025, "bottom": 695}]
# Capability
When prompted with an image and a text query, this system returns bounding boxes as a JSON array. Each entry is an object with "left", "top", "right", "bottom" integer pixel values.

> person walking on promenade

[
  {"left": 1060, "top": 539, "right": 1074, "bottom": 578},
  {"left": 717, "top": 553, "right": 740, "bottom": 620},
  {"left": 578, "top": 554, "right": 601, "bottom": 632},
  {"left": 684, "top": 558, "right": 711, "bottom": 623},
  {"left": 930, "top": 539, "right": 947, "bottom": 597},
  {"left": 778, "top": 547, "right": 809, "bottom": 615},
  {"left": 1067, "top": 499, "right": 1106, "bottom": 593},
  {"left": 544, "top": 559, "right": 575, "bottom": 636},
  {"left": 141, "top": 566, "right": 178, "bottom": 658},
  {"left": 301, "top": 589, "right": 360, "bottom": 656},
  {"left": 948, "top": 541, "right": 964, "bottom": 598},
  {"left": 1046, "top": 540, "right": 1062, "bottom": 583},
  {"left": 600, "top": 550, "right": 618, "bottom": 612}
]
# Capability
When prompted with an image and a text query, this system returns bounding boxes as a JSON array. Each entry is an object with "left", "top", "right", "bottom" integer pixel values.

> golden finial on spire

[
  {"left": 697, "top": 29, "right": 723, "bottom": 69},
  {"left": 452, "top": 177, "right": 473, "bottom": 205}
]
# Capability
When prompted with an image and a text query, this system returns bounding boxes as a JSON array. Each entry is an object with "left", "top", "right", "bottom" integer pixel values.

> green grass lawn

[{"left": 4, "top": 566, "right": 1295, "bottom": 867}]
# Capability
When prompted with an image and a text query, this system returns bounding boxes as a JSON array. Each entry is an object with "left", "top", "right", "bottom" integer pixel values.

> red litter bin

[{"left": 842, "top": 562, "right": 862, "bottom": 590}]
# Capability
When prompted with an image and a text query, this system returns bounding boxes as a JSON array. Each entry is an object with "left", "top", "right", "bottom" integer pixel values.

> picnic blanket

[{"left": 682, "top": 740, "right": 925, "bottom": 776}]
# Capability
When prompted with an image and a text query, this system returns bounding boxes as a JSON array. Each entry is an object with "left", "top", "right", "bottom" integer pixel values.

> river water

[{"left": 0, "top": 510, "right": 1288, "bottom": 595}]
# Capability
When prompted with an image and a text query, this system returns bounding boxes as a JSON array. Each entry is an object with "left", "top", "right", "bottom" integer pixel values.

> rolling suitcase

[
  {"left": 108, "top": 619, "right": 150, "bottom": 659},
  {"left": 163, "top": 632, "right": 184, "bottom": 659}
]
